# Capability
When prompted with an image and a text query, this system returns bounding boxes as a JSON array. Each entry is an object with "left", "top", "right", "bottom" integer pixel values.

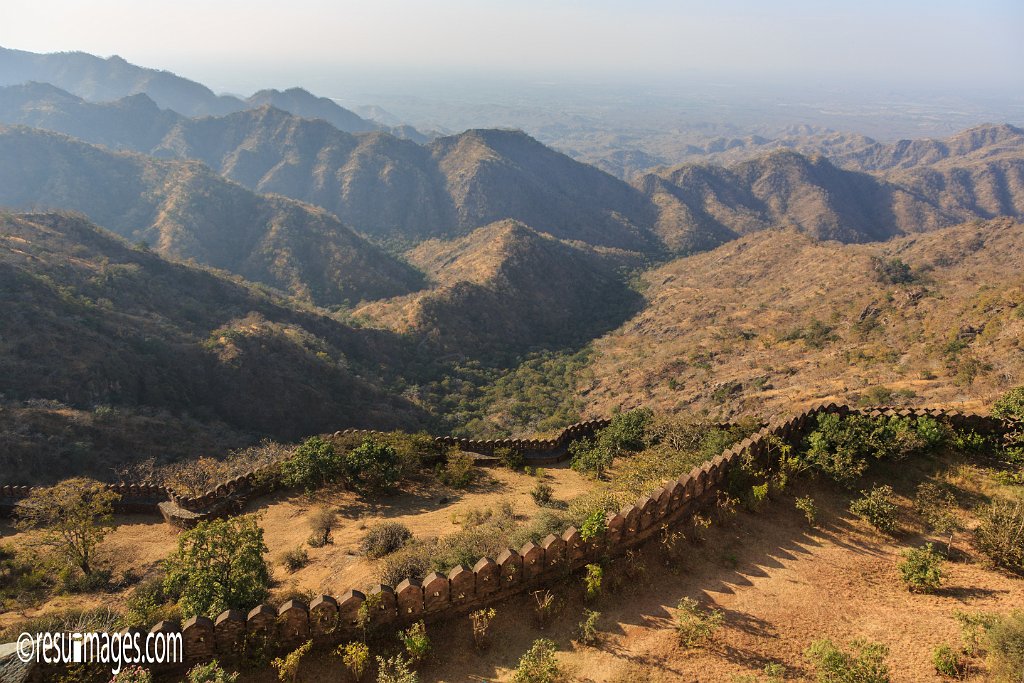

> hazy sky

[{"left": 1, "top": 0, "right": 1022, "bottom": 91}]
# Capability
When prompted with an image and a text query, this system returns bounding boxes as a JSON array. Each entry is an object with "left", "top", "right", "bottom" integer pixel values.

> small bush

[
  {"left": 746, "top": 482, "right": 769, "bottom": 512},
  {"left": 954, "top": 610, "right": 997, "bottom": 656},
  {"left": 871, "top": 255, "right": 916, "bottom": 285},
  {"left": 398, "top": 621, "right": 430, "bottom": 665},
  {"left": 580, "top": 510, "right": 606, "bottom": 542},
  {"left": 375, "top": 654, "right": 418, "bottom": 683},
  {"left": 796, "top": 496, "right": 818, "bottom": 527},
  {"left": 496, "top": 446, "right": 524, "bottom": 470},
  {"left": 124, "top": 576, "right": 178, "bottom": 627},
  {"left": 513, "top": 638, "right": 563, "bottom": 683},
  {"left": 915, "top": 416, "right": 947, "bottom": 449},
  {"left": 336, "top": 641, "right": 369, "bottom": 681},
  {"left": 270, "top": 640, "right": 312, "bottom": 683},
  {"left": 931, "top": 644, "right": 967, "bottom": 679},
  {"left": 357, "top": 592, "right": 383, "bottom": 640},
  {"left": 533, "top": 589, "right": 557, "bottom": 629},
  {"left": 603, "top": 408, "right": 653, "bottom": 452},
  {"left": 802, "top": 414, "right": 925, "bottom": 486},
  {"left": 675, "top": 597, "right": 724, "bottom": 648},
  {"left": 470, "top": 608, "right": 496, "bottom": 650},
  {"left": 437, "top": 451, "right": 475, "bottom": 488},
  {"left": 361, "top": 522, "right": 413, "bottom": 559},
  {"left": 914, "top": 483, "right": 959, "bottom": 534},
  {"left": 974, "top": 499, "right": 1024, "bottom": 572},
  {"left": 583, "top": 563, "right": 603, "bottom": 601},
  {"left": 185, "top": 660, "right": 239, "bottom": 683},
  {"left": 805, "top": 638, "right": 890, "bottom": 683},
  {"left": 993, "top": 386, "right": 1024, "bottom": 422},
  {"left": 762, "top": 662, "right": 786, "bottom": 682},
  {"left": 112, "top": 666, "right": 152, "bottom": 682},
  {"left": 849, "top": 484, "right": 899, "bottom": 535},
  {"left": 279, "top": 547, "right": 308, "bottom": 573},
  {"left": 690, "top": 514, "right": 712, "bottom": 544},
  {"left": 531, "top": 482, "right": 555, "bottom": 506},
  {"left": 987, "top": 610, "right": 1024, "bottom": 682},
  {"left": 307, "top": 507, "right": 336, "bottom": 547},
  {"left": 576, "top": 609, "right": 601, "bottom": 645},
  {"left": 951, "top": 429, "right": 991, "bottom": 454},
  {"left": 899, "top": 544, "right": 943, "bottom": 593},
  {"left": 733, "top": 663, "right": 786, "bottom": 683}
]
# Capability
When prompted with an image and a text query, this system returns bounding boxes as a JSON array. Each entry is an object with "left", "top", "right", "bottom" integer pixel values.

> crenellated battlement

[{"left": 72, "top": 403, "right": 1011, "bottom": 670}]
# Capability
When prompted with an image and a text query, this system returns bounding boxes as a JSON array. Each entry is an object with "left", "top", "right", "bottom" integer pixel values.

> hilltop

[
  {"left": 636, "top": 138, "right": 1024, "bottom": 253},
  {"left": 0, "top": 212, "right": 428, "bottom": 482},
  {"left": 356, "top": 220, "right": 646, "bottom": 355},
  {"left": 3, "top": 79, "right": 1024, "bottom": 258},
  {"left": 0, "top": 46, "right": 388, "bottom": 134},
  {"left": 0, "top": 125, "right": 425, "bottom": 305},
  {"left": 583, "top": 218, "right": 1024, "bottom": 420},
  {"left": 0, "top": 86, "right": 661, "bottom": 249}
]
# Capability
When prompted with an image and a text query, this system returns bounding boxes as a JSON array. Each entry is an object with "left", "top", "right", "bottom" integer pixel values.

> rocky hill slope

[
  {"left": 0, "top": 212, "right": 428, "bottom": 480},
  {"left": 582, "top": 218, "right": 1024, "bottom": 420},
  {"left": 0, "top": 125, "right": 424, "bottom": 305},
  {"left": 357, "top": 220, "right": 646, "bottom": 356}
]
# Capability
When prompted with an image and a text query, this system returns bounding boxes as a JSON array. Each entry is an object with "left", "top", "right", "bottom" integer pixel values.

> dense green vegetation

[
  {"left": 415, "top": 348, "right": 595, "bottom": 438},
  {"left": 163, "top": 515, "right": 271, "bottom": 618}
]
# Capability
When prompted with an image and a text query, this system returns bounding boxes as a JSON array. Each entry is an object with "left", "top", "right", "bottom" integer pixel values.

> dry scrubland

[
  {"left": 585, "top": 218, "right": 1024, "bottom": 422},
  {"left": 2, "top": 407, "right": 1023, "bottom": 682},
  {"left": 253, "top": 452, "right": 1023, "bottom": 682},
  {"left": 0, "top": 462, "right": 596, "bottom": 633}
]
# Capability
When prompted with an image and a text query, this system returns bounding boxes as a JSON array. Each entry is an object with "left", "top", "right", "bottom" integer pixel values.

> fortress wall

[{"left": 128, "top": 404, "right": 1014, "bottom": 669}]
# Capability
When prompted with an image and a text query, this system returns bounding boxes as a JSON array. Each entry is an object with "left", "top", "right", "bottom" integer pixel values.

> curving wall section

[{"left": 113, "top": 404, "right": 1012, "bottom": 669}]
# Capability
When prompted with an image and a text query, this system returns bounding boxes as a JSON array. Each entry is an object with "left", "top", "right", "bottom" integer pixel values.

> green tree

[
  {"left": 280, "top": 436, "right": 344, "bottom": 491},
  {"left": 569, "top": 438, "right": 614, "bottom": 479},
  {"left": 163, "top": 515, "right": 270, "bottom": 618},
  {"left": 344, "top": 438, "right": 401, "bottom": 492},
  {"left": 15, "top": 477, "right": 119, "bottom": 577},
  {"left": 849, "top": 484, "right": 899, "bottom": 535}
]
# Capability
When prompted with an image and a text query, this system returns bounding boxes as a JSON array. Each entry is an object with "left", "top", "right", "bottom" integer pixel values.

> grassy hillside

[
  {"left": 356, "top": 220, "right": 645, "bottom": 357},
  {"left": 0, "top": 212, "right": 429, "bottom": 481},
  {"left": 583, "top": 218, "right": 1024, "bottom": 421},
  {"left": 0, "top": 125, "right": 425, "bottom": 305}
]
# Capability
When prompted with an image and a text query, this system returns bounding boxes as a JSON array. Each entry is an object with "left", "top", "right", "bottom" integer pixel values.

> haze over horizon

[{"left": 1, "top": 0, "right": 1022, "bottom": 95}]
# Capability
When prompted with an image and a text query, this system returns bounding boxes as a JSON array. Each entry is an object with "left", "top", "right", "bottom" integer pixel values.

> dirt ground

[
  {"left": 2, "top": 453, "right": 1022, "bottom": 682},
  {"left": 0, "top": 460, "right": 595, "bottom": 632},
  {"left": 239, "top": 456, "right": 1023, "bottom": 682}
]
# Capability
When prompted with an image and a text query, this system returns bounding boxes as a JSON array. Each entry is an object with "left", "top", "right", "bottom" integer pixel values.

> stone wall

[
  {"left": 0, "top": 482, "right": 167, "bottom": 517},
  {"left": 122, "top": 404, "right": 1013, "bottom": 670}
]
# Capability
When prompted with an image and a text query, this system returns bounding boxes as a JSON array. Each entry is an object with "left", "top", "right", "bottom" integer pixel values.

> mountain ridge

[
  {"left": 0, "top": 125, "right": 425, "bottom": 305},
  {"left": 0, "top": 45, "right": 412, "bottom": 136}
]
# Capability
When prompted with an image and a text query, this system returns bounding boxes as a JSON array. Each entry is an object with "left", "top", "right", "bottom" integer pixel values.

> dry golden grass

[
  {"left": 193, "top": 451, "right": 1023, "bottom": 682},
  {"left": 584, "top": 218, "right": 1024, "bottom": 422}
]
